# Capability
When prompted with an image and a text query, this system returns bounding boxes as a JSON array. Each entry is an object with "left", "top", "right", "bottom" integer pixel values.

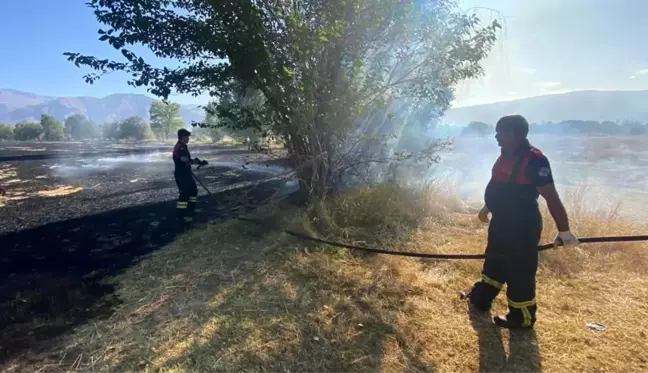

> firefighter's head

[
  {"left": 178, "top": 128, "right": 191, "bottom": 144},
  {"left": 495, "top": 114, "right": 529, "bottom": 150}
]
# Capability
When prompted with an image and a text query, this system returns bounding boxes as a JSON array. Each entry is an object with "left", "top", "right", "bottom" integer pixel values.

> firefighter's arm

[
  {"left": 537, "top": 183, "right": 579, "bottom": 248},
  {"left": 530, "top": 156, "right": 569, "bottom": 231},
  {"left": 537, "top": 183, "right": 570, "bottom": 232},
  {"left": 530, "top": 155, "right": 578, "bottom": 247},
  {"left": 178, "top": 146, "right": 195, "bottom": 164}
]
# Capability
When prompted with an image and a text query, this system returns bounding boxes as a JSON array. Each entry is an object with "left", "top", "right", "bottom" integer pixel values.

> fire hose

[
  {"left": 191, "top": 171, "right": 648, "bottom": 259},
  {"left": 238, "top": 217, "right": 648, "bottom": 259},
  {"left": 191, "top": 164, "right": 213, "bottom": 196}
]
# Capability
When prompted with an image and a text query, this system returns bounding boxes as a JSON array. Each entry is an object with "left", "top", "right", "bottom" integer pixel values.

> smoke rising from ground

[
  {"left": 49, "top": 153, "right": 168, "bottom": 178},
  {"left": 36, "top": 131, "right": 648, "bottom": 223},
  {"left": 341, "top": 97, "right": 648, "bottom": 222},
  {"left": 426, "top": 133, "right": 648, "bottom": 221}
]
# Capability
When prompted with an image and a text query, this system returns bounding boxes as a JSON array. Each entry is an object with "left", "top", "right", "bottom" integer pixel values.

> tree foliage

[
  {"left": 102, "top": 121, "right": 121, "bottom": 140},
  {"left": 13, "top": 122, "right": 43, "bottom": 141},
  {"left": 65, "top": 114, "right": 100, "bottom": 139},
  {"left": 66, "top": 0, "right": 500, "bottom": 199},
  {"left": 149, "top": 100, "right": 185, "bottom": 140},
  {"left": 40, "top": 114, "right": 66, "bottom": 141},
  {"left": 461, "top": 121, "right": 492, "bottom": 137},
  {"left": 191, "top": 101, "right": 228, "bottom": 142},
  {"left": 0, "top": 124, "right": 13, "bottom": 140},
  {"left": 119, "top": 116, "right": 153, "bottom": 140}
]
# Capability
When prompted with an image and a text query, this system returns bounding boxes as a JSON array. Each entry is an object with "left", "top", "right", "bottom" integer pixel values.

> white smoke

[{"left": 49, "top": 153, "right": 169, "bottom": 178}]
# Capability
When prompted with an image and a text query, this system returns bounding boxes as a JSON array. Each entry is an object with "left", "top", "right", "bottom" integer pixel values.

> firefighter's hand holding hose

[
  {"left": 192, "top": 158, "right": 209, "bottom": 168},
  {"left": 554, "top": 231, "right": 579, "bottom": 249},
  {"left": 477, "top": 205, "right": 490, "bottom": 223}
]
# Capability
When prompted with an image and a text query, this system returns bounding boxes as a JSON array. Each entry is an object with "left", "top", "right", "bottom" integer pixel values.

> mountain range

[
  {"left": 444, "top": 90, "right": 648, "bottom": 125},
  {"left": 2, "top": 88, "right": 648, "bottom": 126},
  {"left": 0, "top": 89, "right": 205, "bottom": 125}
]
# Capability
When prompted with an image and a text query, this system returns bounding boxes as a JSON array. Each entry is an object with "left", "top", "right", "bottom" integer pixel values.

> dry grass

[
  {"left": 5, "top": 182, "right": 648, "bottom": 373},
  {"left": 4, "top": 147, "right": 48, "bottom": 152},
  {"left": 1, "top": 163, "right": 84, "bottom": 206},
  {"left": 37, "top": 185, "right": 84, "bottom": 197}
]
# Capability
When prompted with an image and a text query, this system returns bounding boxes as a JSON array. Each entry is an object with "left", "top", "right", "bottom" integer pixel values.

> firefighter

[
  {"left": 466, "top": 114, "right": 579, "bottom": 329},
  {"left": 172, "top": 128, "right": 207, "bottom": 222}
]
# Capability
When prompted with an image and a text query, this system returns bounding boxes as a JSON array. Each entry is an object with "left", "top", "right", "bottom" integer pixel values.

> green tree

[
  {"left": 65, "top": 114, "right": 100, "bottom": 139},
  {"left": 102, "top": 121, "right": 121, "bottom": 139},
  {"left": 149, "top": 99, "right": 185, "bottom": 140},
  {"left": 119, "top": 116, "right": 153, "bottom": 140},
  {"left": 0, "top": 124, "right": 13, "bottom": 140},
  {"left": 40, "top": 114, "right": 65, "bottom": 141},
  {"left": 461, "top": 121, "right": 493, "bottom": 137},
  {"left": 13, "top": 122, "right": 43, "bottom": 141},
  {"left": 65, "top": 0, "right": 500, "bottom": 199},
  {"left": 192, "top": 101, "right": 230, "bottom": 142}
]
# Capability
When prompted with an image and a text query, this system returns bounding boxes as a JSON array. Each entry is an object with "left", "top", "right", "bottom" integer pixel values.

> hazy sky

[
  {"left": 454, "top": 0, "right": 648, "bottom": 106},
  {"left": 1, "top": 0, "right": 647, "bottom": 107}
]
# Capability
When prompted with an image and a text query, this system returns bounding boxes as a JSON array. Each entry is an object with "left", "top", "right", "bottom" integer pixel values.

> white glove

[
  {"left": 554, "top": 231, "right": 579, "bottom": 249},
  {"left": 477, "top": 205, "right": 490, "bottom": 223}
]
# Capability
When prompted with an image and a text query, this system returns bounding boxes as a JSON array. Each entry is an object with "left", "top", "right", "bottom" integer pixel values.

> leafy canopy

[
  {"left": 102, "top": 121, "right": 121, "bottom": 140},
  {"left": 13, "top": 122, "right": 43, "bottom": 141},
  {"left": 65, "top": 0, "right": 499, "bottom": 127},
  {"left": 66, "top": 0, "right": 500, "bottom": 196},
  {"left": 40, "top": 114, "right": 65, "bottom": 141},
  {"left": 119, "top": 116, "right": 153, "bottom": 140},
  {"left": 0, "top": 124, "right": 13, "bottom": 140},
  {"left": 149, "top": 100, "right": 185, "bottom": 140},
  {"left": 65, "top": 114, "right": 100, "bottom": 139}
]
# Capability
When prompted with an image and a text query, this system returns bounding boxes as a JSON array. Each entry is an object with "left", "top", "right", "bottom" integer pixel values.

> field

[
  {"left": 0, "top": 140, "right": 295, "bottom": 365},
  {"left": 1, "top": 135, "right": 648, "bottom": 372}
]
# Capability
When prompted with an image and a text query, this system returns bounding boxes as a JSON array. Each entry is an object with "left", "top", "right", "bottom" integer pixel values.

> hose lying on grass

[
  {"left": 192, "top": 170, "right": 648, "bottom": 260},
  {"left": 236, "top": 217, "right": 648, "bottom": 260}
]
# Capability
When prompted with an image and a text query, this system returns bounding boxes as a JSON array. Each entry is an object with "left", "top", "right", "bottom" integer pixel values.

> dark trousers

[
  {"left": 174, "top": 171, "right": 198, "bottom": 217},
  {"left": 469, "top": 214, "right": 542, "bottom": 326}
]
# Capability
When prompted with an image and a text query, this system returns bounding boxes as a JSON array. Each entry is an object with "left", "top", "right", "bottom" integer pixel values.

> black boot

[
  {"left": 468, "top": 296, "right": 491, "bottom": 313},
  {"left": 493, "top": 314, "right": 535, "bottom": 329},
  {"left": 462, "top": 282, "right": 499, "bottom": 313},
  {"left": 460, "top": 289, "right": 490, "bottom": 313}
]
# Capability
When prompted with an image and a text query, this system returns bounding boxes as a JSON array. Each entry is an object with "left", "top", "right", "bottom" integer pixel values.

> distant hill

[
  {"left": 444, "top": 90, "right": 648, "bottom": 125},
  {"left": 0, "top": 88, "right": 205, "bottom": 125},
  {"left": 4, "top": 88, "right": 648, "bottom": 128}
]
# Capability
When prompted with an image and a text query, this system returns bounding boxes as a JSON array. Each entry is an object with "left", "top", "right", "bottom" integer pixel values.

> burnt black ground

[{"left": 0, "top": 141, "right": 294, "bottom": 364}]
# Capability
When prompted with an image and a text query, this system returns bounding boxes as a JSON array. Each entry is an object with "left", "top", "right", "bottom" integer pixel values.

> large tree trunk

[{"left": 289, "top": 131, "right": 329, "bottom": 202}]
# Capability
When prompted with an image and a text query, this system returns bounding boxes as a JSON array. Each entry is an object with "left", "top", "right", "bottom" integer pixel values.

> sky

[
  {"left": 454, "top": 0, "right": 648, "bottom": 106},
  {"left": 1, "top": 0, "right": 648, "bottom": 107}
]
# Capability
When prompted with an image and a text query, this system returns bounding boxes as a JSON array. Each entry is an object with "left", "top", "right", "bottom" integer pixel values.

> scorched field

[{"left": 0, "top": 140, "right": 294, "bottom": 363}]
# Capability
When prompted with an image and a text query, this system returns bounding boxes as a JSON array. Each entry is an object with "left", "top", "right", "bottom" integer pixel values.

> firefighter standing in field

[
  {"left": 172, "top": 129, "right": 207, "bottom": 223},
  {"left": 465, "top": 114, "right": 579, "bottom": 329}
]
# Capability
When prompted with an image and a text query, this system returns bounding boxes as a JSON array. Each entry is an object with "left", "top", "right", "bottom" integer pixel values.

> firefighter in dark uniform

[
  {"left": 172, "top": 129, "right": 207, "bottom": 222},
  {"left": 466, "top": 114, "right": 579, "bottom": 329}
]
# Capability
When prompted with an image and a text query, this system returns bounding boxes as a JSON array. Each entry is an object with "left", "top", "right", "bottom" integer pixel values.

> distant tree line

[
  {"left": 460, "top": 120, "right": 648, "bottom": 137},
  {"left": 3, "top": 112, "right": 648, "bottom": 143},
  {"left": 0, "top": 113, "right": 103, "bottom": 141},
  {"left": 0, "top": 99, "right": 239, "bottom": 143}
]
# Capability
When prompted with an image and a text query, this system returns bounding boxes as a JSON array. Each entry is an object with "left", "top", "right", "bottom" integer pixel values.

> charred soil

[{"left": 0, "top": 141, "right": 293, "bottom": 364}]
